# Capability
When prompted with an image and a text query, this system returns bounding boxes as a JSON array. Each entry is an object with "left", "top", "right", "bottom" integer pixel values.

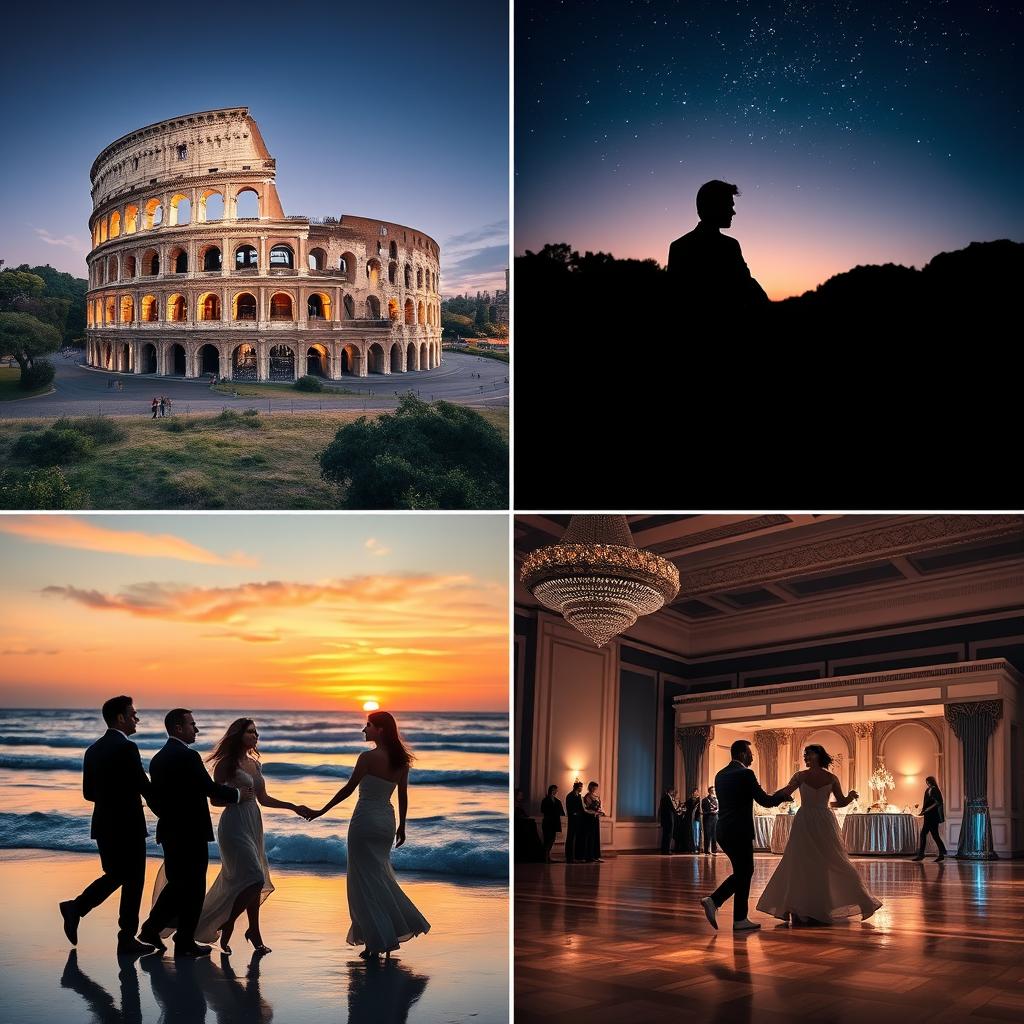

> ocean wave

[
  {"left": 0, "top": 812, "right": 507, "bottom": 879},
  {"left": 0, "top": 754, "right": 507, "bottom": 788}
]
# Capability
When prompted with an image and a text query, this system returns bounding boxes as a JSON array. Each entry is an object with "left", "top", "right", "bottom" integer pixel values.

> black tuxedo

[
  {"left": 565, "top": 790, "right": 584, "bottom": 862},
  {"left": 540, "top": 795, "right": 565, "bottom": 859},
  {"left": 917, "top": 784, "right": 947, "bottom": 857},
  {"left": 142, "top": 739, "right": 239, "bottom": 948},
  {"left": 658, "top": 793, "right": 676, "bottom": 854},
  {"left": 71, "top": 729, "right": 155, "bottom": 940},
  {"left": 709, "top": 760, "right": 785, "bottom": 921},
  {"left": 700, "top": 794, "right": 720, "bottom": 853}
]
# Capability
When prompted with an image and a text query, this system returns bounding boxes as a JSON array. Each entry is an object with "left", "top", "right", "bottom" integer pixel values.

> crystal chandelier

[
  {"left": 869, "top": 756, "right": 896, "bottom": 807},
  {"left": 519, "top": 515, "right": 680, "bottom": 647}
]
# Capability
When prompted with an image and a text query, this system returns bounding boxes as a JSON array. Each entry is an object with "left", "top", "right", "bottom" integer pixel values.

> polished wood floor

[{"left": 515, "top": 852, "right": 1024, "bottom": 1024}]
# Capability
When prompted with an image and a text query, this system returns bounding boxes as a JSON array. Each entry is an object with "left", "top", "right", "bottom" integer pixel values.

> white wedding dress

[
  {"left": 346, "top": 774, "right": 430, "bottom": 952},
  {"left": 151, "top": 765, "right": 275, "bottom": 941},
  {"left": 756, "top": 777, "right": 882, "bottom": 922}
]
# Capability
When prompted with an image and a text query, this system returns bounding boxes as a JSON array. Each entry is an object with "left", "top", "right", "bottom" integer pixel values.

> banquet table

[
  {"left": 753, "top": 816, "right": 774, "bottom": 851},
  {"left": 841, "top": 812, "right": 917, "bottom": 855},
  {"left": 769, "top": 814, "right": 793, "bottom": 853}
]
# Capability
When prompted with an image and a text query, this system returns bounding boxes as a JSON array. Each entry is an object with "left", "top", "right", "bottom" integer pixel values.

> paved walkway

[{"left": 0, "top": 350, "right": 507, "bottom": 419}]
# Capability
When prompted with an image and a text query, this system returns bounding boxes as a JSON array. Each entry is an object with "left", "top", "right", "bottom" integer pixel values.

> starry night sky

[{"left": 515, "top": 0, "right": 1023, "bottom": 299}]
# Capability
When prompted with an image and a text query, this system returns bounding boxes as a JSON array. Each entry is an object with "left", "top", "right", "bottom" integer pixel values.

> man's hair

[
  {"left": 696, "top": 179, "right": 740, "bottom": 220},
  {"left": 588, "top": 781, "right": 599, "bottom": 791},
  {"left": 730, "top": 739, "right": 752, "bottom": 759},
  {"left": 102, "top": 695, "right": 133, "bottom": 727},
  {"left": 572, "top": 780, "right": 583, "bottom": 790},
  {"left": 165, "top": 708, "right": 192, "bottom": 735},
  {"left": 708, "top": 786, "right": 715, "bottom": 792},
  {"left": 547, "top": 784, "right": 557, "bottom": 795}
]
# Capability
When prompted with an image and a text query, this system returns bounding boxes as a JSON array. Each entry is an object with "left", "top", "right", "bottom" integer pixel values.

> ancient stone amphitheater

[{"left": 85, "top": 108, "right": 442, "bottom": 381}]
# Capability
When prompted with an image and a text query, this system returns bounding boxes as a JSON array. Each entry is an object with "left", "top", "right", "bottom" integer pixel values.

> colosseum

[{"left": 85, "top": 108, "right": 442, "bottom": 381}]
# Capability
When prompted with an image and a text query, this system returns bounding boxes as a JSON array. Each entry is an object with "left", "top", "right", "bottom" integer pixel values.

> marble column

[
  {"left": 852, "top": 722, "right": 875, "bottom": 806},
  {"left": 944, "top": 701, "right": 1002, "bottom": 860}
]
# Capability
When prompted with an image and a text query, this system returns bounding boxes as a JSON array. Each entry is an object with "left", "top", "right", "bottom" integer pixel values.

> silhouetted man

[
  {"left": 668, "top": 180, "right": 769, "bottom": 319},
  {"left": 59, "top": 695, "right": 158, "bottom": 955}
]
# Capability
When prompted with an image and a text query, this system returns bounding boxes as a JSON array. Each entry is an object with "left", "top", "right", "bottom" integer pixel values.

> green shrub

[
  {"left": 319, "top": 395, "right": 508, "bottom": 509},
  {"left": 158, "top": 418, "right": 197, "bottom": 433},
  {"left": 52, "top": 416, "right": 127, "bottom": 445},
  {"left": 11, "top": 428, "right": 94, "bottom": 466},
  {"left": 295, "top": 375, "right": 323, "bottom": 392},
  {"left": 211, "top": 409, "right": 262, "bottom": 429},
  {"left": 0, "top": 467, "right": 76, "bottom": 508},
  {"left": 20, "top": 360, "right": 55, "bottom": 390}
]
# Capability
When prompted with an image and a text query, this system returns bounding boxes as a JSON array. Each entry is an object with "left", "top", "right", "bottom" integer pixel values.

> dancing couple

[
  {"left": 60, "top": 695, "right": 430, "bottom": 959},
  {"left": 700, "top": 739, "right": 882, "bottom": 932}
]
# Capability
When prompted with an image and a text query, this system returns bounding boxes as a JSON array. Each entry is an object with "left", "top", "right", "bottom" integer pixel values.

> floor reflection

[{"left": 346, "top": 957, "right": 429, "bottom": 1024}]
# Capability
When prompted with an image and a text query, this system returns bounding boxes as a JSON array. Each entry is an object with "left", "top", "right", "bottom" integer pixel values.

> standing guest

[
  {"left": 658, "top": 787, "right": 677, "bottom": 855},
  {"left": 151, "top": 398, "right": 159, "bottom": 419},
  {"left": 701, "top": 786, "right": 720, "bottom": 855},
  {"left": 679, "top": 788, "right": 701, "bottom": 854},
  {"left": 564, "top": 781, "right": 585, "bottom": 864},
  {"left": 514, "top": 789, "right": 545, "bottom": 863},
  {"left": 912, "top": 775, "right": 947, "bottom": 862},
  {"left": 540, "top": 784, "right": 565, "bottom": 862},
  {"left": 582, "top": 781, "right": 606, "bottom": 862},
  {"left": 159, "top": 396, "right": 166, "bottom": 417}
]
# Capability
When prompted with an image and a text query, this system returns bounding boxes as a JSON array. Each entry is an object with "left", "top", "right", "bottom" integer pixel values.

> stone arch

[
  {"left": 416, "top": 267, "right": 423, "bottom": 289},
  {"left": 367, "top": 342, "right": 386, "bottom": 374},
  {"left": 233, "top": 292, "right": 258, "bottom": 321},
  {"left": 198, "top": 293, "right": 222, "bottom": 321},
  {"left": 105, "top": 297, "right": 116, "bottom": 324},
  {"left": 93, "top": 298, "right": 103, "bottom": 325},
  {"left": 389, "top": 341, "right": 403, "bottom": 373},
  {"left": 404, "top": 299, "right": 414, "bottom": 325},
  {"left": 235, "top": 187, "right": 260, "bottom": 219},
  {"left": 107, "top": 255, "right": 119, "bottom": 282},
  {"left": 306, "top": 344, "right": 329, "bottom": 378},
  {"left": 118, "top": 342, "right": 131, "bottom": 372},
  {"left": 307, "top": 247, "right": 327, "bottom": 271},
  {"left": 339, "top": 251, "right": 356, "bottom": 277},
  {"left": 232, "top": 343, "right": 258, "bottom": 381},
  {"left": 388, "top": 261, "right": 398, "bottom": 285},
  {"left": 404, "top": 263, "right": 413, "bottom": 289},
  {"left": 406, "top": 341, "right": 418, "bottom": 370},
  {"left": 140, "top": 295, "right": 159, "bottom": 322},
  {"left": 306, "top": 292, "right": 331, "bottom": 320},
  {"left": 141, "top": 249, "right": 159, "bottom": 276},
  {"left": 169, "top": 194, "right": 191, "bottom": 226},
  {"left": 169, "top": 247, "right": 188, "bottom": 274},
  {"left": 100, "top": 219, "right": 108, "bottom": 244},
  {"left": 417, "top": 301, "right": 425, "bottom": 325},
  {"left": 198, "top": 189, "right": 224, "bottom": 222},
  {"left": 143, "top": 198, "right": 163, "bottom": 229},
  {"left": 388, "top": 298, "right": 399, "bottom": 322},
  {"left": 167, "top": 294, "right": 187, "bottom": 322},
  {"left": 366, "top": 258, "right": 382, "bottom": 288},
  {"left": 119, "top": 296, "right": 134, "bottom": 323},
  {"left": 419, "top": 341, "right": 428, "bottom": 369},
  {"left": 269, "top": 292, "right": 293, "bottom": 320},
  {"left": 109, "top": 211, "right": 121, "bottom": 238},
  {"left": 389, "top": 240, "right": 398, "bottom": 260},
  {"left": 197, "top": 343, "right": 220, "bottom": 377},
  {"left": 365, "top": 296, "right": 381, "bottom": 319},
  {"left": 269, "top": 244, "right": 294, "bottom": 270},
  {"left": 343, "top": 294, "right": 356, "bottom": 319},
  {"left": 125, "top": 204, "right": 139, "bottom": 234},
  {"left": 235, "top": 244, "right": 258, "bottom": 270},
  {"left": 200, "top": 244, "right": 222, "bottom": 272},
  {"left": 168, "top": 343, "right": 187, "bottom": 376},
  {"left": 340, "top": 343, "right": 360, "bottom": 376},
  {"left": 123, "top": 254, "right": 136, "bottom": 279},
  {"left": 140, "top": 343, "right": 157, "bottom": 374},
  {"left": 269, "top": 344, "right": 295, "bottom": 381}
]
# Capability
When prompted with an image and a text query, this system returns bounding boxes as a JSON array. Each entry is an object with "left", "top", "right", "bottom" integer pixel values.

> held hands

[
  {"left": 394, "top": 825, "right": 406, "bottom": 848},
  {"left": 293, "top": 804, "right": 314, "bottom": 819},
  {"left": 300, "top": 806, "right": 324, "bottom": 821}
]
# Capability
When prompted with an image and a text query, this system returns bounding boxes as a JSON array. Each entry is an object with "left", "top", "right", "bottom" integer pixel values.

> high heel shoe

[
  {"left": 219, "top": 922, "right": 233, "bottom": 955},
  {"left": 244, "top": 928, "right": 271, "bottom": 954}
]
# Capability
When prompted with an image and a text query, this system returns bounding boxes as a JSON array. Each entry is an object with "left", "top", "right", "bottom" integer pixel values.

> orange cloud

[{"left": 0, "top": 517, "right": 257, "bottom": 566}]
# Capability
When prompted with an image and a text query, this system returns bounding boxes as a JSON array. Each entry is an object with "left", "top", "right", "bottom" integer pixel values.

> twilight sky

[
  {"left": 0, "top": 515, "right": 508, "bottom": 710},
  {"left": 515, "top": 0, "right": 1023, "bottom": 300},
  {"left": 0, "top": 0, "right": 508, "bottom": 296}
]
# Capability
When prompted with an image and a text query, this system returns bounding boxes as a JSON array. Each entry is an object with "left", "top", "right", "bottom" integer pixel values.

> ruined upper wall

[{"left": 90, "top": 108, "right": 274, "bottom": 211}]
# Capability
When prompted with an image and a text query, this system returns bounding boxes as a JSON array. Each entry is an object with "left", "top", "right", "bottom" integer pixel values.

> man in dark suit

[
  {"left": 700, "top": 786, "right": 720, "bottom": 855},
  {"left": 59, "top": 695, "right": 158, "bottom": 954},
  {"left": 912, "top": 775, "right": 947, "bottom": 862},
  {"left": 658, "top": 787, "right": 677, "bottom": 855},
  {"left": 139, "top": 709, "right": 250, "bottom": 956},
  {"left": 540, "top": 784, "right": 565, "bottom": 862},
  {"left": 700, "top": 739, "right": 787, "bottom": 932},
  {"left": 667, "top": 180, "right": 770, "bottom": 321},
  {"left": 564, "top": 781, "right": 584, "bottom": 864}
]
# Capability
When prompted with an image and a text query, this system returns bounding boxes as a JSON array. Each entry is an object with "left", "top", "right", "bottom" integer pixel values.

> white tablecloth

[
  {"left": 769, "top": 814, "right": 794, "bottom": 853},
  {"left": 841, "top": 813, "right": 917, "bottom": 855},
  {"left": 753, "top": 816, "right": 774, "bottom": 851}
]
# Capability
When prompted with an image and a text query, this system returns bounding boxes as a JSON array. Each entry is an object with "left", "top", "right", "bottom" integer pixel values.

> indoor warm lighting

[
  {"left": 520, "top": 515, "right": 680, "bottom": 647},
  {"left": 363, "top": 700, "right": 380, "bottom": 711},
  {"left": 869, "top": 757, "right": 897, "bottom": 807}
]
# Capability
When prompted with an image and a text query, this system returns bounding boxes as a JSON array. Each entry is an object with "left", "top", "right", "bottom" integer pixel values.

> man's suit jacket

[
  {"left": 714, "top": 760, "right": 783, "bottom": 843},
  {"left": 541, "top": 796, "right": 565, "bottom": 832},
  {"left": 83, "top": 729, "right": 155, "bottom": 841},
  {"left": 149, "top": 739, "right": 239, "bottom": 845},
  {"left": 658, "top": 793, "right": 677, "bottom": 826},
  {"left": 667, "top": 222, "right": 770, "bottom": 315},
  {"left": 922, "top": 785, "right": 945, "bottom": 825},
  {"left": 700, "top": 795, "right": 719, "bottom": 817},
  {"left": 565, "top": 791, "right": 584, "bottom": 819}
]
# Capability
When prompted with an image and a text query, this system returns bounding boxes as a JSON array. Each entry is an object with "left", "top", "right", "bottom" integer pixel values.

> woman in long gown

[
  {"left": 151, "top": 718, "right": 310, "bottom": 954},
  {"left": 307, "top": 711, "right": 430, "bottom": 959},
  {"left": 756, "top": 744, "right": 882, "bottom": 925}
]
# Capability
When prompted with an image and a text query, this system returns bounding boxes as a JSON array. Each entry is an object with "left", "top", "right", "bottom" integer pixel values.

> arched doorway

[
  {"left": 141, "top": 344, "right": 157, "bottom": 374},
  {"left": 170, "top": 344, "right": 186, "bottom": 377},
  {"left": 198, "top": 344, "right": 220, "bottom": 377},
  {"left": 419, "top": 342, "right": 428, "bottom": 370},
  {"left": 340, "top": 344, "right": 359, "bottom": 376},
  {"left": 269, "top": 345, "right": 295, "bottom": 381},
  {"left": 306, "top": 345, "right": 329, "bottom": 378},
  {"left": 390, "top": 343, "right": 403, "bottom": 373},
  {"left": 367, "top": 343, "right": 386, "bottom": 374},
  {"left": 232, "top": 344, "right": 258, "bottom": 381},
  {"left": 406, "top": 342, "right": 418, "bottom": 370}
]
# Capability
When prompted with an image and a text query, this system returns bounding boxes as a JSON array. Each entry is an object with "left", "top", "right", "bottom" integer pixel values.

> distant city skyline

[{"left": 1, "top": 1, "right": 508, "bottom": 296}]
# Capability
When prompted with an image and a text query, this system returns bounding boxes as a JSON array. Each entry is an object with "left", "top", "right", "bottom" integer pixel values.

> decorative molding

[
  {"left": 645, "top": 515, "right": 793, "bottom": 556},
  {"left": 852, "top": 721, "right": 875, "bottom": 738}
]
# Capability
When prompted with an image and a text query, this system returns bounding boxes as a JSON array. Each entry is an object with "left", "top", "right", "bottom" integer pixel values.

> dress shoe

[
  {"left": 174, "top": 943, "right": 213, "bottom": 958},
  {"left": 733, "top": 919, "right": 761, "bottom": 932},
  {"left": 138, "top": 925, "right": 167, "bottom": 951},
  {"left": 934, "top": 855, "right": 945, "bottom": 862},
  {"left": 59, "top": 901, "right": 80, "bottom": 945},
  {"left": 700, "top": 896, "right": 719, "bottom": 930},
  {"left": 117, "top": 937, "right": 155, "bottom": 955},
  {"left": 911, "top": 854, "right": 925, "bottom": 861}
]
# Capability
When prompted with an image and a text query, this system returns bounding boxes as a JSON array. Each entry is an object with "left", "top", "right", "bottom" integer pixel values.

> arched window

[
  {"left": 235, "top": 244, "right": 258, "bottom": 270},
  {"left": 123, "top": 254, "right": 136, "bottom": 278},
  {"left": 389, "top": 240, "right": 398, "bottom": 260},
  {"left": 142, "top": 250, "right": 159, "bottom": 276},
  {"left": 201, "top": 245, "right": 222, "bottom": 272},
  {"left": 167, "top": 294, "right": 187, "bottom": 322},
  {"left": 388, "top": 298, "right": 399, "bottom": 321},
  {"left": 124, "top": 205, "right": 138, "bottom": 234},
  {"left": 404, "top": 264, "right": 413, "bottom": 289},
  {"left": 169, "top": 194, "right": 191, "bottom": 226},
  {"left": 144, "top": 198, "right": 163, "bottom": 229},
  {"left": 235, "top": 188, "right": 260, "bottom": 218},
  {"left": 388, "top": 261, "right": 398, "bottom": 285},
  {"left": 270, "top": 244, "right": 294, "bottom": 269},
  {"left": 105, "top": 297, "right": 116, "bottom": 323},
  {"left": 107, "top": 256, "right": 119, "bottom": 282},
  {"left": 416, "top": 267, "right": 423, "bottom": 289},
  {"left": 307, "top": 292, "right": 331, "bottom": 320},
  {"left": 307, "top": 248, "right": 327, "bottom": 271},
  {"left": 365, "top": 296, "right": 381, "bottom": 318},
  {"left": 170, "top": 248, "right": 188, "bottom": 274},
  {"left": 141, "top": 295, "right": 158, "bottom": 322},
  {"left": 199, "top": 190, "right": 224, "bottom": 222},
  {"left": 339, "top": 251, "right": 356, "bottom": 278},
  {"left": 417, "top": 301, "right": 425, "bottom": 325},
  {"left": 404, "top": 299, "right": 414, "bottom": 325},
  {"left": 366, "top": 259, "right": 381, "bottom": 288},
  {"left": 199, "top": 294, "right": 221, "bottom": 321},
  {"left": 343, "top": 294, "right": 355, "bottom": 319},
  {"left": 233, "top": 292, "right": 258, "bottom": 321},
  {"left": 119, "top": 296, "right": 134, "bottom": 323},
  {"left": 109, "top": 211, "right": 121, "bottom": 238},
  {"left": 270, "top": 293, "right": 293, "bottom": 320}
]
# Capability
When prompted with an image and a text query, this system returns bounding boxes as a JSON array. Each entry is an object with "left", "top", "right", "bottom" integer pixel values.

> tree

[
  {"left": 0, "top": 270, "right": 45, "bottom": 310},
  {"left": 319, "top": 395, "right": 508, "bottom": 509},
  {"left": 0, "top": 312, "right": 61, "bottom": 374}
]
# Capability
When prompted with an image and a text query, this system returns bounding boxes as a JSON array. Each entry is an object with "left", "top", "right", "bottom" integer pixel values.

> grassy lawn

[
  {"left": 462, "top": 347, "right": 509, "bottom": 363},
  {"left": 0, "top": 408, "right": 508, "bottom": 509},
  {"left": 0, "top": 367, "right": 51, "bottom": 401},
  {"left": 211, "top": 381, "right": 361, "bottom": 398}
]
